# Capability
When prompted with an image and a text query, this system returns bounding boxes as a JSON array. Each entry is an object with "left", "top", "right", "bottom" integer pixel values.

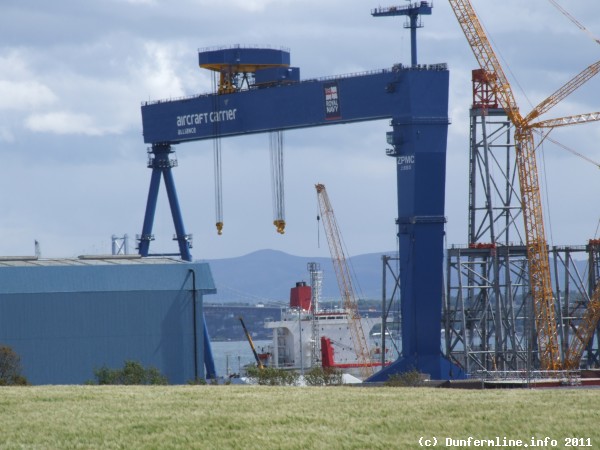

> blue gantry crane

[{"left": 137, "top": 4, "right": 463, "bottom": 380}]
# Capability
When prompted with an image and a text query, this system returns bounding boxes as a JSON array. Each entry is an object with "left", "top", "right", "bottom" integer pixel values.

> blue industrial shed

[{"left": 0, "top": 256, "right": 215, "bottom": 385}]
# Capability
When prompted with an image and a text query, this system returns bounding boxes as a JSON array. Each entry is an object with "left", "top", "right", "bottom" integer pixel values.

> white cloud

[
  {"left": 0, "top": 79, "right": 57, "bottom": 111},
  {"left": 0, "top": 49, "right": 34, "bottom": 78},
  {"left": 118, "top": 0, "right": 156, "bottom": 4},
  {"left": 25, "top": 111, "right": 108, "bottom": 136},
  {"left": 0, "top": 126, "right": 15, "bottom": 143},
  {"left": 136, "top": 41, "right": 187, "bottom": 100},
  {"left": 0, "top": 38, "right": 191, "bottom": 139},
  {"left": 0, "top": 49, "right": 58, "bottom": 111},
  {"left": 197, "top": 0, "right": 293, "bottom": 13}
]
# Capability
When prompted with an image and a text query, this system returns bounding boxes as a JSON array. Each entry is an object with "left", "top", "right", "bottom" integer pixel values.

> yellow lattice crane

[
  {"left": 449, "top": 0, "right": 600, "bottom": 371},
  {"left": 315, "top": 184, "right": 374, "bottom": 379}
]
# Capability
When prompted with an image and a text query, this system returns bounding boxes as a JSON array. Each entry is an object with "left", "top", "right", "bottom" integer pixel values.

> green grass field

[{"left": 0, "top": 386, "right": 598, "bottom": 449}]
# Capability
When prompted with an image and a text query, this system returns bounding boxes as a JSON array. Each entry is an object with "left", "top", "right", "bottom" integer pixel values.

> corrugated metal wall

[{"left": 0, "top": 259, "right": 215, "bottom": 384}]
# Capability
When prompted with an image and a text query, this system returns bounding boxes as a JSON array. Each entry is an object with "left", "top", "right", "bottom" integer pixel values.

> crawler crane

[
  {"left": 449, "top": 0, "right": 600, "bottom": 370},
  {"left": 315, "top": 184, "right": 374, "bottom": 379}
]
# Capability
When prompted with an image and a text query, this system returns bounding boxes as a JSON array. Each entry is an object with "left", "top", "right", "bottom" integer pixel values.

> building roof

[
  {"left": 0, "top": 256, "right": 216, "bottom": 295},
  {"left": 0, "top": 255, "right": 183, "bottom": 268}
]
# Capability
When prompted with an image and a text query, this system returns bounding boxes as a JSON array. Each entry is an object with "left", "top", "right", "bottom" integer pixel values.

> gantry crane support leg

[
  {"left": 138, "top": 143, "right": 217, "bottom": 379},
  {"left": 139, "top": 143, "right": 192, "bottom": 261}
]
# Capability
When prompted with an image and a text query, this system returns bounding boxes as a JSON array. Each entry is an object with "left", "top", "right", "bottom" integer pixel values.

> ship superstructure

[{"left": 260, "top": 282, "right": 393, "bottom": 379}]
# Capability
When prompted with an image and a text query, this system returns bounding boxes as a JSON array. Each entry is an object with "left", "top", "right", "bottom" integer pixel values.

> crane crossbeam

[{"left": 141, "top": 67, "right": 451, "bottom": 144}]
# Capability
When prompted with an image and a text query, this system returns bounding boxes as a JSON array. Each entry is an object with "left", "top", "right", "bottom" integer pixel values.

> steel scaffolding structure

[
  {"left": 467, "top": 108, "right": 521, "bottom": 245},
  {"left": 589, "top": 241, "right": 600, "bottom": 364},
  {"left": 445, "top": 244, "right": 600, "bottom": 374},
  {"left": 443, "top": 81, "right": 533, "bottom": 373},
  {"left": 446, "top": 244, "right": 530, "bottom": 373},
  {"left": 557, "top": 241, "right": 600, "bottom": 367},
  {"left": 441, "top": 73, "right": 600, "bottom": 374}
]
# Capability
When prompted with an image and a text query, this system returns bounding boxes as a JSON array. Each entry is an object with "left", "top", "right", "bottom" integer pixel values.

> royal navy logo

[{"left": 324, "top": 82, "right": 341, "bottom": 120}]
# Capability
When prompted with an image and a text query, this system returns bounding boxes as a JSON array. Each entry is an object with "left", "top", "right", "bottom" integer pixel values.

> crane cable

[
  {"left": 477, "top": 11, "right": 534, "bottom": 111},
  {"left": 269, "top": 130, "right": 285, "bottom": 234},
  {"left": 214, "top": 138, "right": 223, "bottom": 235},
  {"left": 534, "top": 129, "right": 600, "bottom": 169},
  {"left": 544, "top": 0, "right": 600, "bottom": 246},
  {"left": 212, "top": 72, "right": 224, "bottom": 235},
  {"left": 541, "top": 0, "right": 600, "bottom": 246},
  {"left": 547, "top": 0, "right": 600, "bottom": 46},
  {"left": 535, "top": 129, "right": 600, "bottom": 249},
  {"left": 537, "top": 141, "right": 555, "bottom": 246}
]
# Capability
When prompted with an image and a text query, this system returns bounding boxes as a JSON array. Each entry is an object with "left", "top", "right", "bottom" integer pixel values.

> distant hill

[
  {"left": 200, "top": 248, "right": 591, "bottom": 305},
  {"left": 199, "top": 249, "right": 398, "bottom": 304}
]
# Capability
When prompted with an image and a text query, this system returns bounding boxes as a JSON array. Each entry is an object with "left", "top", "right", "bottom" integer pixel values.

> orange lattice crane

[
  {"left": 315, "top": 184, "right": 374, "bottom": 379},
  {"left": 449, "top": 0, "right": 600, "bottom": 370}
]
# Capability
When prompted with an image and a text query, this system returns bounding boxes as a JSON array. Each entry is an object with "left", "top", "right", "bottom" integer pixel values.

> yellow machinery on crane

[
  {"left": 239, "top": 316, "right": 265, "bottom": 370},
  {"left": 448, "top": 0, "right": 600, "bottom": 371},
  {"left": 315, "top": 183, "right": 374, "bottom": 379}
]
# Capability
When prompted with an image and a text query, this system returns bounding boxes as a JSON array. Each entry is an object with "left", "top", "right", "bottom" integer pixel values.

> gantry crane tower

[
  {"left": 449, "top": 0, "right": 600, "bottom": 371},
  {"left": 371, "top": 2, "right": 432, "bottom": 66},
  {"left": 315, "top": 184, "right": 374, "bottom": 379}
]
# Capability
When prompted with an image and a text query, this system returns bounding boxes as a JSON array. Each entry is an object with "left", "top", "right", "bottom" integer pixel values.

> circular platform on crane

[{"left": 198, "top": 46, "right": 290, "bottom": 73}]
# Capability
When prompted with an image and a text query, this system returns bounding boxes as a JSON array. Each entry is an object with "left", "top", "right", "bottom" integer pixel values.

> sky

[{"left": 0, "top": 0, "right": 599, "bottom": 260}]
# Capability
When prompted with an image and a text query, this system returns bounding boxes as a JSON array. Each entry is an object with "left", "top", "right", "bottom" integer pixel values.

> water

[
  {"left": 210, "top": 337, "right": 401, "bottom": 378},
  {"left": 211, "top": 340, "right": 271, "bottom": 377}
]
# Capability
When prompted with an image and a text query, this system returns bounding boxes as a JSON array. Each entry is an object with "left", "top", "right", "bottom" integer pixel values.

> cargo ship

[{"left": 258, "top": 282, "right": 394, "bottom": 379}]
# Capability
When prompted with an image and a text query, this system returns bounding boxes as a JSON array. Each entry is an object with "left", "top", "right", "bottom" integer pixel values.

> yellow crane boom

[
  {"left": 315, "top": 183, "right": 374, "bottom": 379},
  {"left": 449, "top": 0, "right": 600, "bottom": 370},
  {"left": 565, "top": 282, "right": 600, "bottom": 369},
  {"left": 525, "top": 61, "right": 600, "bottom": 124},
  {"left": 448, "top": 0, "right": 519, "bottom": 122},
  {"left": 531, "top": 112, "right": 600, "bottom": 130},
  {"left": 239, "top": 316, "right": 265, "bottom": 370}
]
